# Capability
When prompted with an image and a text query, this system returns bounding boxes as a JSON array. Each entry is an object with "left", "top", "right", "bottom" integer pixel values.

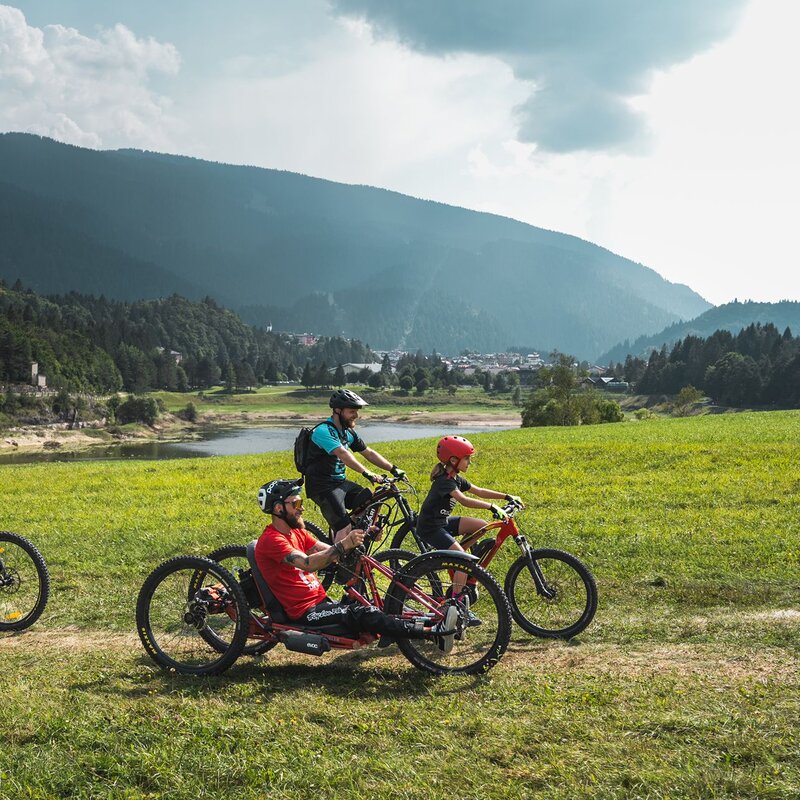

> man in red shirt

[{"left": 254, "top": 478, "right": 458, "bottom": 651}]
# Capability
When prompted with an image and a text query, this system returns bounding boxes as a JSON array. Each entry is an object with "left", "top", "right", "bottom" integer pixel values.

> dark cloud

[{"left": 330, "top": 0, "right": 748, "bottom": 153}]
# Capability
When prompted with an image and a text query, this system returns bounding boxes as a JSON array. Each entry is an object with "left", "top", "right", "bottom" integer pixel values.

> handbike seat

[
  {"left": 246, "top": 540, "right": 291, "bottom": 624},
  {"left": 245, "top": 540, "right": 359, "bottom": 639}
]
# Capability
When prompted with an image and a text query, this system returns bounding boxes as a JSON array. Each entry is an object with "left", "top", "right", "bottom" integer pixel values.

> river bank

[{"left": 0, "top": 407, "right": 521, "bottom": 457}]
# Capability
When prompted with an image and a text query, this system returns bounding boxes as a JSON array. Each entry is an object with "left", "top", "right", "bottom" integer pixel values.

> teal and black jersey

[{"left": 304, "top": 417, "right": 367, "bottom": 495}]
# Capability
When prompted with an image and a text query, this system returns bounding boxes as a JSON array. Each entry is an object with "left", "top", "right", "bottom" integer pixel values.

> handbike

[
  {"left": 0, "top": 531, "right": 50, "bottom": 632},
  {"left": 136, "top": 527, "right": 512, "bottom": 677},
  {"left": 389, "top": 500, "right": 598, "bottom": 639}
]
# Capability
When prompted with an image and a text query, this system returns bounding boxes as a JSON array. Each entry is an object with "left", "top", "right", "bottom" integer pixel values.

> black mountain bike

[
  {"left": 0, "top": 531, "right": 50, "bottom": 632},
  {"left": 307, "top": 476, "right": 419, "bottom": 590}
]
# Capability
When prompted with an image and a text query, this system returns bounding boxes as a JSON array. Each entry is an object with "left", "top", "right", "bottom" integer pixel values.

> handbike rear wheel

[
  {"left": 205, "top": 544, "right": 277, "bottom": 656},
  {"left": 137, "top": 555, "right": 249, "bottom": 676},
  {"left": 384, "top": 554, "right": 511, "bottom": 675},
  {"left": 504, "top": 549, "right": 597, "bottom": 638},
  {"left": 0, "top": 531, "right": 50, "bottom": 632}
]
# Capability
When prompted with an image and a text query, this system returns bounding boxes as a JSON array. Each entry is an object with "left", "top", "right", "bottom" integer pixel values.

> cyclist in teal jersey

[{"left": 305, "top": 389, "right": 406, "bottom": 541}]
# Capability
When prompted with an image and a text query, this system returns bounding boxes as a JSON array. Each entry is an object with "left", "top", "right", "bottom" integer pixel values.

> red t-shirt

[{"left": 254, "top": 523, "right": 328, "bottom": 619}]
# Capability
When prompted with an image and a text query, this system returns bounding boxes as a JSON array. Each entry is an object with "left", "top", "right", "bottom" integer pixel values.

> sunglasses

[{"left": 283, "top": 496, "right": 305, "bottom": 511}]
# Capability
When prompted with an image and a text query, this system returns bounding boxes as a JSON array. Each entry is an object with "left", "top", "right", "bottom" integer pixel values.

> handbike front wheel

[
  {"left": 384, "top": 554, "right": 511, "bottom": 675},
  {"left": 205, "top": 544, "right": 277, "bottom": 656},
  {"left": 0, "top": 531, "right": 50, "bottom": 632},
  {"left": 136, "top": 555, "right": 249, "bottom": 676},
  {"left": 504, "top": 549, "right": 597, "bottom": 639}
]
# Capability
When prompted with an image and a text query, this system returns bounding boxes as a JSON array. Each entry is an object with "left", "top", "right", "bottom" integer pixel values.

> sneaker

[
  {"left": 450, "top": 592, "right": 482, "bottom": 629},
  {"left": 431, "top": 605, "right": 459, "bottom": 654}
]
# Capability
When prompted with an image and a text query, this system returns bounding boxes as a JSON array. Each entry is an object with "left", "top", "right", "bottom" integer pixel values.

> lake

[{"left": 0, "top": 421, "right": 516, "bottom": 464}]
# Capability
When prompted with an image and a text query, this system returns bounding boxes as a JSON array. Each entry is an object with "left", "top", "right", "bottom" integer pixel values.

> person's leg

[
  {"left": 296, "top": 599, "right": 458, "bottom": 652},
  {"left": 310, "top": 487, "right": 353, "bottom": 542},
  {"left": 345, "top": 603, "right": 459, "bottom": 653},
  {"left": 457, "top": 516, "right": 487, "bottom": 547},
  {"left": 422, "top": 520, "right": 467, "bottom": 595},
  {"left": 333, "top": 480, "right": 373, "bottom": 541}
]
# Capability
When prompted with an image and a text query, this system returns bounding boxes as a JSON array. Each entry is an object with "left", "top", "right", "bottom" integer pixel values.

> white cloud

[
  {"left": 178, "top": 18, "right": 524, "bottom": 189},
  {"left": 0, "top": 4, "right": 180, "bottom": 149}
]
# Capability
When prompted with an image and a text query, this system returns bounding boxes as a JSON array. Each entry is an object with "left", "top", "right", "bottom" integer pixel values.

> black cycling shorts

[
  {"left": 308, "top": 479, "right": 372, "bottom": 533},
  {"left": 418, "top": 516, "right": 462, "bottom": 550}
]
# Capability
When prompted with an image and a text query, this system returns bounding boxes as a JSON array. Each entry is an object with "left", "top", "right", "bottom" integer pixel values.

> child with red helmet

[{"left": 416, "top": 436, "right": 524, "bottom": 603}]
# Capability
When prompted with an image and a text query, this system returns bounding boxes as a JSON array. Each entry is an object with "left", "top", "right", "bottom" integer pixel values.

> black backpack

[{"left": 293, "top": 421, "right": 343, "bottom": 474}]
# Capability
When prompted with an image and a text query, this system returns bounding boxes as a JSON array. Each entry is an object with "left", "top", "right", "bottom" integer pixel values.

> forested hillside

[
  {"left": 610, "top": 322, "right": 800, "bottom": 407},
  {"left": 599, "top": 301, "right": 800, "bottom": 363},
  {"left": 0, "top": 133, "right": 711, "bottom": 358},
  {"left": 0, "top": 283, "right": 374, "bottom": 393}
]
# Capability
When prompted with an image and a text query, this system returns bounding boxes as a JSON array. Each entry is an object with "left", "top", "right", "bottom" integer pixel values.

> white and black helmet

[
  {"left": 329, "top": 389, "right": 369, "bottom": 409},
  {"left": 257, "top": 478, "right": 303, "bottom": 514}
]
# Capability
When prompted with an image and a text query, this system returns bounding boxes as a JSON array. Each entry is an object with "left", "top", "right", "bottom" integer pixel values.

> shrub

[
  {"left": 179, "top": 402, "right": 198, "bottom": 422},
  {"left": 116, "top": 396, "right": 159, "bottom": 425},
  {"left": 522, "top": 389, "right": 623, "bottom": 427}
]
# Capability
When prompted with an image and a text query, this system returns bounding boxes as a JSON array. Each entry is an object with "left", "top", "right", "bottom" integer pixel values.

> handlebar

[{"left": 505, "top": 498, "right": 524, "bottom": 514}]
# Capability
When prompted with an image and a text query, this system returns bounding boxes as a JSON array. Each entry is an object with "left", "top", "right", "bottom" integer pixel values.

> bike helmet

[
  {"left": 257, "top": 478, "right": 304, "bottom": 514},
  {"left": 329, "top": 389, "right": 369, "bottom": 409},
  {"left": 437, "top": 435, "right": 476, "bottom": 464}
]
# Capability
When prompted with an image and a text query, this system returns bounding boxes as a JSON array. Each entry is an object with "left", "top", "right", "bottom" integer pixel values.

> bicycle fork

[{"left": 514, "top": 536, "right": 557, "bottom": 601}]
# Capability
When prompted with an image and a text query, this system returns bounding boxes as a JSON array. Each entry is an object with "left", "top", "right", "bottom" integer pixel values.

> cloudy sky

[{"left": 2, "top": 1, "right": 798, "bottom": 305}]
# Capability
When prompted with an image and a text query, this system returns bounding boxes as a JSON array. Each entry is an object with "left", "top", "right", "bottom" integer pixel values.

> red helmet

[{"left": 437, "top": 435, "right": 475, "bottom": 464}]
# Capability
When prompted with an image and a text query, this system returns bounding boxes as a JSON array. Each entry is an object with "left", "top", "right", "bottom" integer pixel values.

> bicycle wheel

[
  {"left": 136, "top": 555, "right": 249, "bottom": 676},
  {"left": 0, "top": 531, "right": 50, "bottom": 632},
  {"left": 504, "top": 549, "right": 597, "bottom": 639},
  {"left": 368, "top": 548, "right": 418, "bottom": 601},
  {"left": 372, "top": 548, "right": 416, "bottom": 572},
  {"left": 384, "top": 553, "right": 511, "bottom": 675},
  {"left": 389, "top": 521, "right": 427, "bottom": 557},
  {"left": 205, "top": 544, "right": 277, "bottom": 656}
]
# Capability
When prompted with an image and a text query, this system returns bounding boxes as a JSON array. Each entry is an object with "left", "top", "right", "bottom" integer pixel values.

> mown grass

[{"left": 1, "top": 411, "right": 799, "bottom": 798}]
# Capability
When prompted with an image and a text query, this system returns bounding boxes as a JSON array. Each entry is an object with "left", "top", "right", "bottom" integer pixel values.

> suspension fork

[{"left": 515, "top": 535, "right": 557, "bottom": 600}]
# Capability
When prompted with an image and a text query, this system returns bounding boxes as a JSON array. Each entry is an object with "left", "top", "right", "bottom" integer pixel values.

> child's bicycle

[
  {"left": 0, "top": 531, "right": 50, "bottom": 632},
  {"left": 388, "top": 499, "right": 598, "bottom": 639},
  {"left": 137, "top": 526, "right": 512, "bottom": 677}
]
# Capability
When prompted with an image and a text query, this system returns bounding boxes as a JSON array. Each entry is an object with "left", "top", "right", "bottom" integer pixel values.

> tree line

[
  {"left": 609, "top": 323, "right": 800, "bottom": 406},
  {"left": 0, "top": 281, "right": 374, "bottom": 394}
]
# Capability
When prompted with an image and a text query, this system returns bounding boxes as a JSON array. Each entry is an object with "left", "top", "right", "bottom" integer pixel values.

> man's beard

[{"left": 286, "top": 511, "right": 305, "bottom": 529}]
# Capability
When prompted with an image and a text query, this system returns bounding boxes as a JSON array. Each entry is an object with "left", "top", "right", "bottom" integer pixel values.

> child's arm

[
  {"left": 469, "top": 485, "right": 525, "bottom": 509},
  {"left": 468, "top": 485, "right": 509, "bottom": 501},
  {"left": 450, "top": 488, "right": 496, "bottom": 511}
]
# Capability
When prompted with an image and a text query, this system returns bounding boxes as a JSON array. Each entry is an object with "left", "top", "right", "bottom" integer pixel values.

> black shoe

[
  {"left": 430, "top": 606, "right": 458, "bottom": 654},
  {"left": 450, "top": 592, "right": 482, "bottom": 633}
]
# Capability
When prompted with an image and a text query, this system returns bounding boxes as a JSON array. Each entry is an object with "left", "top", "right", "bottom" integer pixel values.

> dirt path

[{"left": 3, "top": 628, "right": 797, "bottom": 683}]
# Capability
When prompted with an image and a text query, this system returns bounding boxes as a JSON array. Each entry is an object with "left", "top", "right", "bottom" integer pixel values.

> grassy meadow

[
  {"left": 153, "top": 385, "right": 518, "bottom": 419},
  {"left": 1, "top": 411, "right": 799, "bottom": 798}
]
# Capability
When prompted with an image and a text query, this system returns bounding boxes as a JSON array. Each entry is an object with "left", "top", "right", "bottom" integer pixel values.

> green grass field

[
  {"left": 154, "top": 385, "right": 518, "bottom": 418},
  {"left": 2, "top": 412, "right": 799, "bottom": 798}
]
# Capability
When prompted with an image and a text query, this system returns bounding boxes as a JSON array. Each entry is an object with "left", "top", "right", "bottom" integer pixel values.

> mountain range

[
  {"left": 598, "top": 301, "right": 800, "bottom": 364},
  {"left": 0, "top": 132, "right": 712, "bottom": 359}
]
